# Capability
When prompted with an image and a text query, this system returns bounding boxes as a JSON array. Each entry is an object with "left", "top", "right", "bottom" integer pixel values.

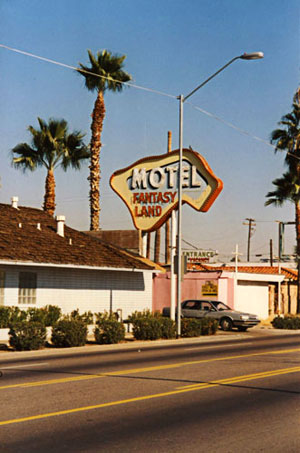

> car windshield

[{"left": 212, "top": 301, "right": 231, "bottom": 311}]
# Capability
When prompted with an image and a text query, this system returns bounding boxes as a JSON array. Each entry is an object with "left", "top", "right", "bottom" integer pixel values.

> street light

[{"left": 176, "top": 51, "right": 264, "bottom": 336}]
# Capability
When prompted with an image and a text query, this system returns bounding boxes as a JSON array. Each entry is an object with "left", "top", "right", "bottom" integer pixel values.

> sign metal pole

[{"left": 176, "top": 94, "right": 184, "bottom": 336}]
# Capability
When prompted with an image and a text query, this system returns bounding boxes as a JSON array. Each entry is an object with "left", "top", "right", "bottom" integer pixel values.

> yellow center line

[
  {"left": 0, "top": 365, "right": 299, "bottom": 426},
  {"left": 1, "top": 347, "right": 300, "bottom": 391},
  {"left": 176, "top": 366, "right": 300, "bottom": 389}
]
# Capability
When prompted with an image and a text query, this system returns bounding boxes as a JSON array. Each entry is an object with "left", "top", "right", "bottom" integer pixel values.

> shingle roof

[
  {"left": 0, "top": 203, "right": 155, "bottom": 271},
  {"left": 188, "top": 263, "right": 297, "bottom": 281}
]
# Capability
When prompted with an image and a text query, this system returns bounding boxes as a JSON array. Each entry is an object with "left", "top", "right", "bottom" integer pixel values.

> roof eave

[{"left": 0, "top": 260, "right": 157, "bottom": 273}]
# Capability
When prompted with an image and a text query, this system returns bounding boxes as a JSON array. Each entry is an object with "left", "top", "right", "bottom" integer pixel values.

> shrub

[
  {"left": 160, "top": 317, "right": 176, "bottom": 339},
  {"left": 27, "top": 307, "right": 47, "bottom": 324},
  {"left": 272, "top": 315, "right": 300, "bottom": 330},
  {"left": 0, "top": 306, "right": 11, "bottom": 328},
  {"left": 94, "top": 312, "right": 125, "bottom": 344},
  {"left": 181, "top": 318, "right": 203, "bottom": 337},
  {"left": 28, "top": 305, "right": 61, "bottom": 326},
  {"left": 181, "top": 317, "right": 218, "bottom": 337},
  {"left": 43, "top": 305, "right": 62, "bottom": 326},
  {"left": 128, "top": 310, "right": 162, "bottom": 340},
  {"left": 10, "top": 307, "right": 27, "bottom": 325},
  {"left": 51, "top": 318, "right": 87, "bottom": 348},
  {"left": 0, "top": 306, "right": 27, "bottom": 328},
  {"left": 9, "top": 321, "right": 46, "bottom": 351},
  {"left": 200, "top": 318, "right": 219, "bottom": 335},
  {"left": 0, "top": 305, "right": 61, "bottom": 328},
  {"left": 70, "top": 309, "right": 94, "bottom": 325}
]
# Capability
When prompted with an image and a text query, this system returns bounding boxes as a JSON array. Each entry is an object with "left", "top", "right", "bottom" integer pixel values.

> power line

[
  {"left": 0, "top": 43, "right": 285, "bottom": 153},
  {"left": 0, "top": 43, "right": 177, "bottom": 100},
  {"left": 187, "top": 101, "right": 276, "bottom": 149}
]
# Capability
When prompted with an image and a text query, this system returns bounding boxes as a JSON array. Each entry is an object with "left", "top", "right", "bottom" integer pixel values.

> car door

[
  {"left": 199, "top": 300, "right": 216, "bottom": 318},
  {"left": 181, "top": 300, "right": 202, "bottom": 318},
  {"left": 200, "top": 301, "right": 218, "bottom": 319}
]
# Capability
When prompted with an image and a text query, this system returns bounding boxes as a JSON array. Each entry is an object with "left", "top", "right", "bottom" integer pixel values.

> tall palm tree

[
  {"left": 11, "top": 117, "right": 89, "bottom": 216},
  {"left": 265, "top": 171, "right": 300, "bottom": 313},
  {"left": 269, "top": 91, "right": 300, "bottom": 313},
  {"left": 77, "top": 50, "right": 132, "bottom": 231},
  {"left": 270, "top": 99, "right": 300, "bottom": 171}
]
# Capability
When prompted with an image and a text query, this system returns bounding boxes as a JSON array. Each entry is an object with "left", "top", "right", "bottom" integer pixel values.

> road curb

[{"left": 1, "top": 327, "right": 299, "bottom": 360}]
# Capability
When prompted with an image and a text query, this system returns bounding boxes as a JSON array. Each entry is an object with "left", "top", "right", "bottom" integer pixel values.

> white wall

[
  {"left": 235, "top": 280, "right": 269, "bottom": 319},
  {"left": 1, "top": 265, "right": 153, "bottom": 320}
]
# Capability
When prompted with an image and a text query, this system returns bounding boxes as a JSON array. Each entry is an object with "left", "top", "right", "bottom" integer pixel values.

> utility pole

[
  {"left": 270, "top": 239, "right": 273, "bottom": 266},
  {"left": 243, "top": 218, "right": 256, "bottom": 262}
]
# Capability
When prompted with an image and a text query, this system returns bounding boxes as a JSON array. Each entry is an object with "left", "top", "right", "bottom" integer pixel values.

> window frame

[{"left": 18, "top": 272, "right": 37, "bottom": 305}]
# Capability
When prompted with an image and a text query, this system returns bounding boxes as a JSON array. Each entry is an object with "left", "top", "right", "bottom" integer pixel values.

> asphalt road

[{"left": 0, "top": 329, "right": 300, "bottom": 453}]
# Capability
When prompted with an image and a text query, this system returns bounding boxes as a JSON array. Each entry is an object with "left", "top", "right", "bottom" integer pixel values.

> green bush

[
  {"left": 181, "top": 318, "right": 203, "bottom": 337},
  {"left": 10, "top": 307, "right": 27, "bottom": 325},
  {"left": 94, "top": 312, "right": 125, "bottom": 344},
  {"left": 133, "top": 317, "right": 162, "bottom": 340},
  {"left": 27, "top": 305, "right": 61, "bottom": 327},
  {"left": 0, "top": 306, "right": 27, "bottom": 328},
  {"left": 0, "top": 305, "right": 61, "bottom": 328},
  {"left": 43, "top": 305, "right": 62, "bottom": 326},
  {"left": 128, "top": 312, "right": 217, "bottom": 340},
  {"left": 27, "top": 307, "right": 47, "bottom": 324},
  {"left": 181, "top": 317, "right": 218, "bottom": 337},
  {"left": 0, "top": 306, "right": 11, "bottom": 328},
  {"left": 272, "top": 315, "right": 300, "bottom": 330},
  {"left": 9, "top": 321, "right": 46, "bottom": 351},
  {"left": 128, "top": 310, "right": 162, "bottom": 340},
  {"left": 128, "top": 310, "right": 176, "bottom": 341},
  {"left": 200, "top": 318, "right": 219, "bottom": 335},
  {"left": 160, "top": 317, "right": 176, "bottom": 339},
  {"left": 51, "top": 318, "right": 87, "bottom": 348},
  {"left": 70, "top": 309, "right": 94, "bottom": 325}
]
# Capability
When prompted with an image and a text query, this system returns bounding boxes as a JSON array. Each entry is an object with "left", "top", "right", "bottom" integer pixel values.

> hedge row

[
  {"left": 128, "top": 310, "right": 218, "bottom": 340},
  {"left": 7, "top": 312, "right": 125, "bottom": 351},
  {"left": 0, "top": 305, "right": 62, "bottom": 328},
  {"left": 5, "top": 308, "right": 219, "bottom": 351},
  {"left": 271, "top": 315, "right": 300, "bottom": 330}
]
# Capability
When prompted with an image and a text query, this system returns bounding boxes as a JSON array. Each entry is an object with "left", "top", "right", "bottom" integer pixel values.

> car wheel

[
  {"left": 220, "top": 317, "right": 233, "bottom": 331},
  {"left": 237, "top": 326, "right": 248, "bottom": 332}
]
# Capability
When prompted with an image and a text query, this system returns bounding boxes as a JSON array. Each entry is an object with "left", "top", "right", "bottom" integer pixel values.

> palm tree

[
  {"left": 270, "top": 98, "right": 300, "bottom": 171},
  {"left": 77, "top": 50, "right": 132, "bottom": 231},
  {"left": 265, "top": 171, "right": 300, "bottom": 313},
  {"left": 11, "top": 117, "right": 89, "bottom": 216},
  {"left": 269, "top": 90, "right": 300, "bottom": 313}
]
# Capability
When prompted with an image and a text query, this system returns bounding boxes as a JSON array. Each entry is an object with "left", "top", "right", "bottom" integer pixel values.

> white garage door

[{"left": 235, "top": 280, "right": 269, "bottom": 319}]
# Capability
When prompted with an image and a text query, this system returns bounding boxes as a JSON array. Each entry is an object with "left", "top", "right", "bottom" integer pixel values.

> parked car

[{"left": 162, "top": 299, "right": 260, "bottom": 331}]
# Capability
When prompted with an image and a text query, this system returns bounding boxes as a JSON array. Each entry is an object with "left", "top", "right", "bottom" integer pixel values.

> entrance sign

[
  {"left": 183, "top": 249, "right": 218, "bottom": 263},
  {"left": 110, "top": 148, "right": 223, "bottom": 232}
]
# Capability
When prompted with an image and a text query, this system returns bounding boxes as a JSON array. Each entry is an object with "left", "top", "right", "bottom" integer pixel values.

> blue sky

[{"left": 0, "top": 0, "right": 299, "bottom": 261}]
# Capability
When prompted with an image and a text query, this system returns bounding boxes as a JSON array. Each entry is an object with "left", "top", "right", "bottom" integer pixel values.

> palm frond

[
  {"left": 265, "top": 171, "right": 300, "bottom": 207},
  {"left": 77, "top": 49, "right": 132, "bottom": 94},
  {"left": 270, "top": 95, "right": 300, "bottom": 163}
]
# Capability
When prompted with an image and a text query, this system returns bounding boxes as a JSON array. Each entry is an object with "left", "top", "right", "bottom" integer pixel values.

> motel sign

[{"left": 110, "top": 148, "right": 223, "bottom": 232}]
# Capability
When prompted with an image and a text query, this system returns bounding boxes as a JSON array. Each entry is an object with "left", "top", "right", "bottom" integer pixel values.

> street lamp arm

[
  {"left": 183, "top": 52, "right": 263, "bottom": 102},
  {"left": 184, "top": 56, "right": 241, "bottom": 102}
]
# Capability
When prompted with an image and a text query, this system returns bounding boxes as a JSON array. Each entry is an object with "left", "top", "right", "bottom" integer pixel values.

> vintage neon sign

[{"left": 110, "top": 148, "right": 223, "bottom": 232}]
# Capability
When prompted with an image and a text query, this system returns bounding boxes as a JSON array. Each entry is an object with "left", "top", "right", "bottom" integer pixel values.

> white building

[{"left": 0, "top": 199, "right": 161, "bottom": 319}]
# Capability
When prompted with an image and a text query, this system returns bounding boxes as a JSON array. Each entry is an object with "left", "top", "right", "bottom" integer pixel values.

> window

[
  {"left": 183, "top": 301, "right": 202, "bottom": 310},
  {"left": 201, "top": 302, "right": 213, "bottom": 311},
  {"left": 0, "top": 270, "right": 5, "bottom": 305},
  {"left": 184, "top": 301, "right": 198, "bottom": 309},
  {"left": 18, "top": 272, "right": 37, "bottom": 305}
]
